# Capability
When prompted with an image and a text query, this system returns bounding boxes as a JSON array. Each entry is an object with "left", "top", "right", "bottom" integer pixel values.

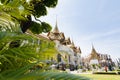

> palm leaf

[
  {"left": 0, "top": 31, "right": 39, "bottom": 71},
  {"left": 0, "top": 0, "right": 33, "bottom": 21},
  {"left": 0, "top": 65, "right": 90, "bottom": 80},
  {"left": 0, "top": 12, "right": 21, "bottom": 32}
]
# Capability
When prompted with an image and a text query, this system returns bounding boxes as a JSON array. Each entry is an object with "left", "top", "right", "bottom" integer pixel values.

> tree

[
  {"left": 0, "top": 0, "right": 58, "bottom": 33},
  {"left": 0, "top": 0, "right": 90, "bottom": 80},
  {"left": 0, "top": 0, "right": 59, "bottom": 72}
]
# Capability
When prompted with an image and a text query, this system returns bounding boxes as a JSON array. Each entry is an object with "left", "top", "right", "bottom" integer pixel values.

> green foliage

[
  {"left": 93, "top": 72, "right": 117, "bottom": 75},
  {"left": 0, "top": 0, "right": 58, "bottom": 33},
  {"left": 0, "top": 0, "right": 90, "bottom": 80},
  {"left": 0, "top": 65, "right": 90, "bottom": 80},
  {"left": 79, "top": 65, "right": 83, "bottom": 69},
  {"left": 0, "top": 29, "right": 57, "bottom": 72},
  {"left": 117, "top": 69, "right": 120, "bottom": 71},
  {"left": 38, "top": 40, "right": 57, "bottom": 60},
  {"left": 33, "top": 3, "right": 47, "bottom": 17},
  {"left": 92, "top": 64, "right": 96, "bottom": 69},
  {"left": 29, "top": 21, "right": 43, "bottom": 34},
  {"left": 41, "top": 22, "right": 52, "bottom": 33},
  {"left": 0, "top": 12, "right": 21, "bottom": 32},
  {"left": 43, "top": 0, "right": 58, "bottom": 8},
  {"left": 0, "top": 0, "right": 29, "bottom": 21},
  {"left": 31, "top": 0, "right": 58, "bottom": 17},
  {"left": 29, "top": 21, "right": 52, "bottom": 34},
  {"left": 30, "top": 0, "right": 58, "bottom": 17},
  {"left": 81, "top": 74, "right": 120, "bottom": 80},
  {"left": 0, "top": 15, "right": 56, "bottom": 71},
  {"left": 0, "top": 31, "right": 38, "bottom": 72},
  {"left": 0, "top": 31, "right": 90, "bottom": 80}
]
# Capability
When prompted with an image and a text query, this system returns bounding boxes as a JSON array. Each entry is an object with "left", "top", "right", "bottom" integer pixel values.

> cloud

[
  {"left": 75, "top": 28, "right": 120, "bottom": 58},
  {"left": 79, "top": 28, "right": 120, "bottom": 41},
  {"left": 38, "top": 0, "right": 120, "bottom": 59}
]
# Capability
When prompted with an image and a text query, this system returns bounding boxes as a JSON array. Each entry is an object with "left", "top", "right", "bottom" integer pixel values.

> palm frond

[
  {"left": 0, "top": 65, "right": 90, "bottom": 80},
  {"left": 0, "top": 31, "right": 39, "bottom": 72},
  {"left": 0, "top": 12, "right": 21, "bottom": 32},
  {"left": 0, "top": 0, "right": 33, "bottom": 21}
]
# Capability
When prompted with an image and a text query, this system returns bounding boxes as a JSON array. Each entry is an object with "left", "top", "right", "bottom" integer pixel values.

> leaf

[
  {"left": 0, "top": 65, "right": 90, "bottom": 80},
  {"left": 43, "top": 0, "right": 58, "bottom": 8},
  {"left": 33, "top": 3, "right": 47, "bottom": 17},
  {"left": 41, "top": 22, "right": 52, "bottom": 33},
  {"left": 29, "top": 21, "right": 43, "bottom": 34}
]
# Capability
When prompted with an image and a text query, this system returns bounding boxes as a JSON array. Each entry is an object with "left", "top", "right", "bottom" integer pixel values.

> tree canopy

[
  {"left": 0, "top": 1, "right": 91, "bottom": 80},
  {"left": 0, "top": 0, "right": 59, "bottom": 72},
  {"left": 0, "top": 0, "right": 58, "bottom": 33}
]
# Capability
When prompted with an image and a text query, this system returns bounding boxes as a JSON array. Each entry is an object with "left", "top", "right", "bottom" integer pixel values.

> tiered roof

[
  {"left": 47, "top": 20, "right": 82, "bottom": 54},
  {"left": 47, "top": 20, "right": 65, "bottom": 42},
  {"left": 89, "top": 45, "right": 100, "bottom": 60},
  {"left": 62, "top": 37, "right": 71, "bottom": 45}
]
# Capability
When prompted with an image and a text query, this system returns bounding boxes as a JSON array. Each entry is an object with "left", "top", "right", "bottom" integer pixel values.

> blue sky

[{"left": 41, "top": 0, "right": 120, "bottom": 60}]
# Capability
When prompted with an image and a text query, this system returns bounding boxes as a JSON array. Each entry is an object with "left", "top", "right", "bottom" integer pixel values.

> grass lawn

[{"left": 79, "top": 74, "right": 120, "bottom": 80}]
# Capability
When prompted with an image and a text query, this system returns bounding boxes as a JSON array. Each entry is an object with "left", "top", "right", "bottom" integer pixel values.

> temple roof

[
  {"left": 90, "top": 45, "right": 99, "bottom": 60},
  {"left": 67, "top": 37, "right": 71, "bottom": 43},
  {"left": 91, "top": 45, "right": 97, "bottom": 55},
  {"left": 78, "top": 47, "right": 82, "bottom": 53},
  {"left": 62, "top": 37, "right": 71, "bottom": 45},
  {"left": 70, "top": 41, "right": 78, "bottom": 53},
  {"left": 71, "top": 41, "right": 75, "bottom": 48},
  {"left": 47, "top": 20, "right": 65, "bottom": 42}
]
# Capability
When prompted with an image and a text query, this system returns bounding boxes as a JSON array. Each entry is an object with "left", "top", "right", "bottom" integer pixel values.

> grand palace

[{"left": 29, "top": 20, "right": 115, "bottom": 71}]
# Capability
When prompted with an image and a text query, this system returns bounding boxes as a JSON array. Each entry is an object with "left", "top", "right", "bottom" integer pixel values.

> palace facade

[
  {"left": 47, "top": 21, "right": 82, "bottom": 70},
  {"left": 29, "top": 20, "right": 115, "bottom": 71}
]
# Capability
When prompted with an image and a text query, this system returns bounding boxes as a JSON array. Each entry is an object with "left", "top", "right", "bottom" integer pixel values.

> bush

[{"left": 93, "top": 72, "right": 117, "bottom": 75}]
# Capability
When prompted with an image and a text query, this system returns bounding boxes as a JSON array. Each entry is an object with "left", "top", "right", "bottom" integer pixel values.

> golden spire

[
  {"left": 78, "top": 47, "right": 82, "bottom": 53},
  {"left": 90, "top": 45, "right": 99, "bottom": 60},
  {"left": 70, "top": 40, "right": 75, "bottom": 48},
  {"left": 68, "top": 37, "right": 71, "bottom": 44},
  {"left": 53, "top": 18, "right": 59, "bottom": 33},
  {"left": 91, "top": 45, "right": 97, "bottom": 54},
  {"left": 47, "top": 18, "right": 65, "bottom": 41}
]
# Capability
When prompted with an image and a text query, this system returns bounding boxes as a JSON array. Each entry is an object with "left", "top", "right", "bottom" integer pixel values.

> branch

[{"left": 34, "top": 17, "right": 42, "bottom": 23}]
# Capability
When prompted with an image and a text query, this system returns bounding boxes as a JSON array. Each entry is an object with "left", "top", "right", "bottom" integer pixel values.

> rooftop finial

[
  {"left": 91, "top": 44, "right": 97, "bottom": 55},
  {"left": 55, "top": 15, "right": 57, "bottom": 27},
  {"left": 92, "top": 44, "right": 94, "bottom": 50},
  {"left": 53, "top": 16, "right": 59, "bottom": 33},
  {"left": 71, "top": 40, "right": 75, "bottom": 48}
]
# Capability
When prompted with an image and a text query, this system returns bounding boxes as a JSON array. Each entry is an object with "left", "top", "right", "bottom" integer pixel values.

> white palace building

[
  {"left": 47, "top": 21, "right": 82, "bottom": 70},
  {"left": 32, "top": 20, "right": 115, "bottom": 71}
]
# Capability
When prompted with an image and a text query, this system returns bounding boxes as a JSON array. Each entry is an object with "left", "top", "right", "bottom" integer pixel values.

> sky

[{"left": 40, "top": 0, "right": 120, "bottom": 60}]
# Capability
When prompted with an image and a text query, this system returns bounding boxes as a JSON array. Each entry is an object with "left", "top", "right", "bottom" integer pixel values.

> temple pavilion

[
  {"left": 47, "top": 20, "right": 82, "bottom": 70},
  {"left": 82, "top": 45, "right": 115, "bottom": 71}
]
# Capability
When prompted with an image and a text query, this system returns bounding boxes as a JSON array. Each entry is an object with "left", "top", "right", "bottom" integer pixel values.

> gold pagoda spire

[
  {"left": 53, "top": 19, "right": 59, "bottom": 33},
  {"left": 71, "top": 40, "right": 75, "bottom": 48},
  {"left": 78, "top": 47, "right": 82, "bottom": 53},
  {"left": 91, "top": 45, "right": 97, "bottom": 55},
  {"left": 47, "top": 19, "right": 65, "bottom": 42},
  {"left": 68, "top": 37, "right": 71, "bottom": 44},
  {"left": 90, "top": 45, "right": 99, "bottom": 60}
]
